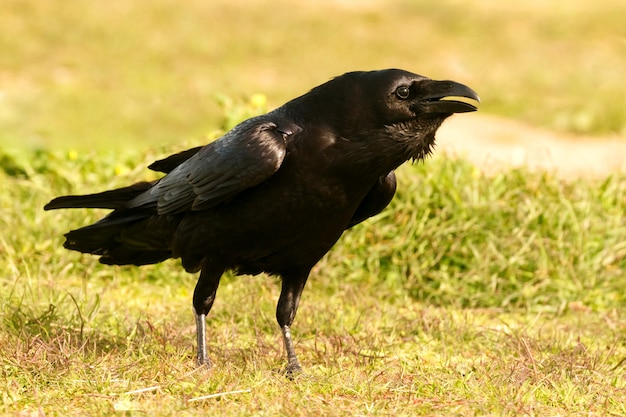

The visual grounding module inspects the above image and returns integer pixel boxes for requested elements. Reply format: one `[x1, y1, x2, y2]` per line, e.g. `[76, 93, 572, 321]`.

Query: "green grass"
[1, 0, 625, 151]
[2, 1, 626, 415]
[2, 143, 625, 415]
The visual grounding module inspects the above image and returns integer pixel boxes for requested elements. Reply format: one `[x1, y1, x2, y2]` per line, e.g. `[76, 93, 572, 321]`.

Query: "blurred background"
[1, 0, 625, 152]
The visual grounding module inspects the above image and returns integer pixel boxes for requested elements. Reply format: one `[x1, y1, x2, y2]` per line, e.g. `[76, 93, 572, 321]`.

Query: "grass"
[2, 144, 626, 415]
[1, 0, 625, 151]
[2, 0, 626, 415]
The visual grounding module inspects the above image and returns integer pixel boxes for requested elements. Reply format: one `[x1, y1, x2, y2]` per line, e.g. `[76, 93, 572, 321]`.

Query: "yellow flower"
[249, 93, 267, 109]
[115, 164, 129, 176]
[67, 150, 78, 160]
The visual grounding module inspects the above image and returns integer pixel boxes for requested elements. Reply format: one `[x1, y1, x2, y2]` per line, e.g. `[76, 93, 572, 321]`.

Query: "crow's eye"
[395, 86, 410, 99]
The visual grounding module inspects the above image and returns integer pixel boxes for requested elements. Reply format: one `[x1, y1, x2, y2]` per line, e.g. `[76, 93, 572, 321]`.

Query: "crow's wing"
[347, 171, 397, 228]
[130, 117, 299, 214]
[148, 146, 204, 174]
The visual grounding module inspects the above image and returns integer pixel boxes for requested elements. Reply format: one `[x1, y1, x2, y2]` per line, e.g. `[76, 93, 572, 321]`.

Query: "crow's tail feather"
[44, 181, 154, 210]
[46, 180, 176, 266]
[62, 213, 175, 266]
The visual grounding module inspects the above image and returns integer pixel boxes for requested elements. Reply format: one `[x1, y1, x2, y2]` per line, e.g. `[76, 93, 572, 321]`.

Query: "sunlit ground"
[1, 0, 624, 151]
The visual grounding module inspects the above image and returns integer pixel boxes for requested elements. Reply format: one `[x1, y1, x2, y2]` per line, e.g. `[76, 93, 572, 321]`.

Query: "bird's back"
[171, 128, 383, 274]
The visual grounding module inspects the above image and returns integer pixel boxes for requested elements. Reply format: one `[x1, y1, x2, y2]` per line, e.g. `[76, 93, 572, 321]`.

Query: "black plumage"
[45, 69, 479, 374]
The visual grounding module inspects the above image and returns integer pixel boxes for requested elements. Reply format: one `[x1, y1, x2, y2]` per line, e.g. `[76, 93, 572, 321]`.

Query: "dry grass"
[2, 148, 626, 415]
[4, 280, 626, 415]
[2, 1, 626, 415]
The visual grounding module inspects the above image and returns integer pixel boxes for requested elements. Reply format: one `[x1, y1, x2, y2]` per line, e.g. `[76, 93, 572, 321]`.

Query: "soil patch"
[438, 114, 626, 179]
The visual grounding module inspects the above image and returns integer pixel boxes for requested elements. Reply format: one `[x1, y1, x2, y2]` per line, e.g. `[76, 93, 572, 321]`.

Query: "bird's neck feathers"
[384, 116, 446, 162]
[342, 116, 446, 176]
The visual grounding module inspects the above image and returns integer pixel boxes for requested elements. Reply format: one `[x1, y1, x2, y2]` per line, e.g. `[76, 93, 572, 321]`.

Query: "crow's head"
[363, 69, 479, 122]
[290, 69, 478, 131]
[359, 69, 480, 161]
[279, 69, 479, 167]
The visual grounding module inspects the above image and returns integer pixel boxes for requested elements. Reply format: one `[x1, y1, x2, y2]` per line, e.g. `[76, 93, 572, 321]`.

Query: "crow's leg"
[192, 260, 225, 367]
[194, 312, 208, 365]
[276, 270, 310, 376]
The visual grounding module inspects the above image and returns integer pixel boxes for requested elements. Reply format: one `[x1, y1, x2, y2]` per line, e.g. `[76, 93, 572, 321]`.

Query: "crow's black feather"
[45, 69, 479, 374]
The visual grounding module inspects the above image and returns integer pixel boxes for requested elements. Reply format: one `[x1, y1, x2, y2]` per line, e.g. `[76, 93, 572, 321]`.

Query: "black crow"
[45, 69, 479, 374]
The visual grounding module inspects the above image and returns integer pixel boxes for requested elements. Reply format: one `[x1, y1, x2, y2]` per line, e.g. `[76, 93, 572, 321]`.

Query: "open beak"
[419, 79, 480, 114]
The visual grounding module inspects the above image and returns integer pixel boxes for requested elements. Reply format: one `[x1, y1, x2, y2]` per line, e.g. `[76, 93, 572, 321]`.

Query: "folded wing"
[130, 117, 298, 214]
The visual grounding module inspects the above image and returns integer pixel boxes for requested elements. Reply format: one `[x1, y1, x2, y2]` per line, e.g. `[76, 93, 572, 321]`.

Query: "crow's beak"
[419, 80, 480, 114]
